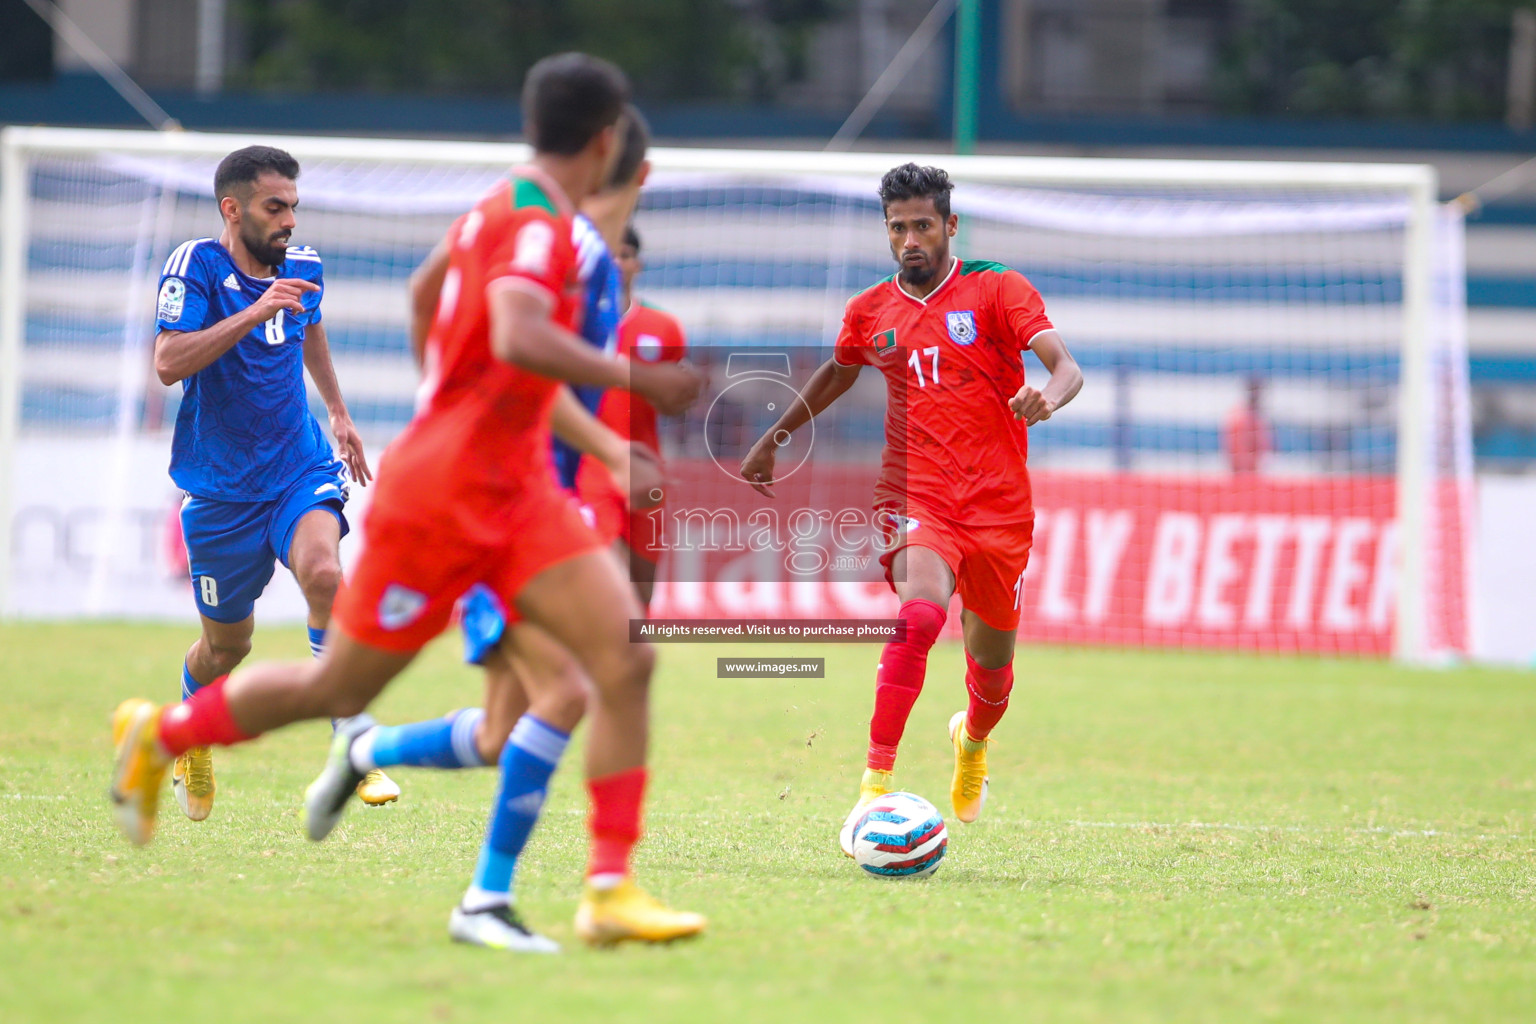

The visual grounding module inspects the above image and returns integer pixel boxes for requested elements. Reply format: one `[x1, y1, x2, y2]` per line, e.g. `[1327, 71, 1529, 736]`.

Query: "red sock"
[867, 598, 947, 771]
[156, 678, 255, 757]
[587, 767, 647, 880]
[963, 652, 1014, 741]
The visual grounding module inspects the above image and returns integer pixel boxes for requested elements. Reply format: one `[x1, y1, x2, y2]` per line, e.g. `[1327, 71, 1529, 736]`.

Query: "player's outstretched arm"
[1010, 330, 1083, 426]
[407, 240, 450, 369]
[739, 357, 861, 497]
[550, 385, 664, 509]
[488, 286, 704, 414]
[303, 320, 372, 485]
[153, 278, 317, 385]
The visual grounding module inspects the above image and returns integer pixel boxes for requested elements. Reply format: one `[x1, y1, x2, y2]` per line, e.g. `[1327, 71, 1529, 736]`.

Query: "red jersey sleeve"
[995, 269, 1054, 349]
[833, 298, 870, 367]
[658, 309, 687, 363]
[484, 211, 565, 311]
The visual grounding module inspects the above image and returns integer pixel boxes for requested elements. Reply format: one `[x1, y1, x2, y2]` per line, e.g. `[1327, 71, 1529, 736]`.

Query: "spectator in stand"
[1225, 377, 1272, 475]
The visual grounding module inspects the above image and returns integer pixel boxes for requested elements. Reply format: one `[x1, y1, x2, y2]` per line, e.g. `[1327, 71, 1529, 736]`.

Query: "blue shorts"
[181, 465, 350, 623]
[459, 583, 507, 666]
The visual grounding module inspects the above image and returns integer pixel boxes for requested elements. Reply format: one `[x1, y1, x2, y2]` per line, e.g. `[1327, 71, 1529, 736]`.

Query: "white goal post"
[0, 125, 1465, 663]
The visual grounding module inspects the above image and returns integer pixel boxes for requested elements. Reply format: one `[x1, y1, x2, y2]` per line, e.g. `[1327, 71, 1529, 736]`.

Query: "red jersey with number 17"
[833, 259, 1053, 526]
[371, 166, 583, 547]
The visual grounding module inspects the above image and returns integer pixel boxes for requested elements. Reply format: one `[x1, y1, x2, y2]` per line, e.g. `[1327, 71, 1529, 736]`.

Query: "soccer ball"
[849, 791, 948, 878]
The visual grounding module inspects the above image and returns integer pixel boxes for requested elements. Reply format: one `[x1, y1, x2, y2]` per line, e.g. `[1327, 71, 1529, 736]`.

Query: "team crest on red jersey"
[946, 310, 977, 345]
[378, 584, 427, 630]
[635, 333, 664, 360]
[871, 328, 897, 354]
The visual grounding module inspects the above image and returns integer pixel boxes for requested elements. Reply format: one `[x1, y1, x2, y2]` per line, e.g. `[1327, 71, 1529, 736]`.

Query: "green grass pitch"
[2, 621, 1535, 1023]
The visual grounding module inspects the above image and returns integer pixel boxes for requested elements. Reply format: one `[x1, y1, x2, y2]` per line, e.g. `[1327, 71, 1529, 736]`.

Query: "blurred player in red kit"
[108, 52, 706, 948]
[577, 223, 688, 609]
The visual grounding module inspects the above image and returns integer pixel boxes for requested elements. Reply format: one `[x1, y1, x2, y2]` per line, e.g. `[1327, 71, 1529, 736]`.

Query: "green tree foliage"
[1218, 0, 1529, 119]
[233, 0, 841, 101]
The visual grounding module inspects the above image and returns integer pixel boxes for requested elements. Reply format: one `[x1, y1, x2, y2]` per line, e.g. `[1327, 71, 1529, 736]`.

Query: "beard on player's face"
[897, 238, 947, 285]
[241, 216, 290, 268]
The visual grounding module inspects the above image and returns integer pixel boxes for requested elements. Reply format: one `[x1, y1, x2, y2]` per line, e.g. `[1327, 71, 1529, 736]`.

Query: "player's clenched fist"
[252, 277, 320, 319]
[630, 358, 705, 416]
[739, 439, 777, 497]
[1009, 385, 1055, 425]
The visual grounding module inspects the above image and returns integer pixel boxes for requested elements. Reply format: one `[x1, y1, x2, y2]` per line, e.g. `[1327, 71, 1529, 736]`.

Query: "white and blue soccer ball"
[849, 791, 948, 878]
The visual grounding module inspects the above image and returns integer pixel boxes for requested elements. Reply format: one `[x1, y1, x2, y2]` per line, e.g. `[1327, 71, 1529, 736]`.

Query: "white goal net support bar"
[0, 126, 1470, 663]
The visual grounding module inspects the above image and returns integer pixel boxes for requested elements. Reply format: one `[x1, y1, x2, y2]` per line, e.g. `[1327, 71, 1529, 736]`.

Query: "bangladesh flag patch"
[871, 328, 897, 354]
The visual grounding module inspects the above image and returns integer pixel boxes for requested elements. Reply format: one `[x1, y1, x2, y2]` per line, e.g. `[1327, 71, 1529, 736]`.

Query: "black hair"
[522, 52, 630, 156]
[878, 162, 953, 219]
[214, 145, 300, 202]
[605, 103, 651, 190]
[623, 223, 641, 253]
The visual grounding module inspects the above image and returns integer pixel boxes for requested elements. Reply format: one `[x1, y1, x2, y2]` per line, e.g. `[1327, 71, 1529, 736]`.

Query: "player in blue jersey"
[303, 106, 695, 951]
[152, 145, 399, 822]
[548, 203, 626, 491]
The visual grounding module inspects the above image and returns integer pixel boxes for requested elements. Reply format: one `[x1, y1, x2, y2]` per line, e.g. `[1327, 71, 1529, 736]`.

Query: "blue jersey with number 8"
[155, 237, 335, 502]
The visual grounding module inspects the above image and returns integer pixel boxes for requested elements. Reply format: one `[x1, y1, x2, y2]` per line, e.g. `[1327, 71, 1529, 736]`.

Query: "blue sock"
[180, 662, 201, 702]
[468, 715, 569, 905]
[313, 627, 346, 733]
[351, 708, 487, 771]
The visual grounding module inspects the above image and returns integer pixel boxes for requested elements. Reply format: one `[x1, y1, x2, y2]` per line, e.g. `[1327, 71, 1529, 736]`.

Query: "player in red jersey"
[739, 163, 1083, 852]
[577, 223, 688, 608]
[108, 53, 707, 948]
[346, 104, 680, 953]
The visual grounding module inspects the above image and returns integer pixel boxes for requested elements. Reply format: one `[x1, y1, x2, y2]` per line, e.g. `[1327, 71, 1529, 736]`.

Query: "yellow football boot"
[172, 745, 216, 821]
[838, 767, 894, 857]
[948, 710, 990, 823]
[355, 769, 400, 806]
[109, 699, 170, 846]
[574, 879, 706, 946]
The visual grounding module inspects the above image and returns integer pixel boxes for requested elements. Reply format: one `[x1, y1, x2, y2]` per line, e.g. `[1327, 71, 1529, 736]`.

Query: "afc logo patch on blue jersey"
[157, 277, 186, 322]
[946, 310, 977, 345]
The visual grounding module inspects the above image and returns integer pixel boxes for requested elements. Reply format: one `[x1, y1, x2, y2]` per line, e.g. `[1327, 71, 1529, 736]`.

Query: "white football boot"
[449, 904, 559, 953]
[303, 714, 374, 841]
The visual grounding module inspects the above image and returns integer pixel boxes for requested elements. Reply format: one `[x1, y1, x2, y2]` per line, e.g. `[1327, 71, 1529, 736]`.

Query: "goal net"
[0, 128, 1471, 662]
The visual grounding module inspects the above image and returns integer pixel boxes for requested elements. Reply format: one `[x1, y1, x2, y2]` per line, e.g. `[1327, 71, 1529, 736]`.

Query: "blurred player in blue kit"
[152, 145, 399, 820]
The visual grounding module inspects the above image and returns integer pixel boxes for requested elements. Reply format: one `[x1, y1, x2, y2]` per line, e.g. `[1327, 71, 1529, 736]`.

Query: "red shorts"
[576, 460, 668, 564]
[876, 505, 1035, 632]
[581, 478, 624, 546]
[333, 487, 603, 654]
